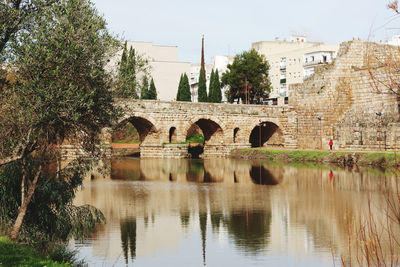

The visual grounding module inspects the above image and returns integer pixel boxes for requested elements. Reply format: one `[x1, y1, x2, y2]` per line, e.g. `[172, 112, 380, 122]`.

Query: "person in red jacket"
[329, 139, 333, 151]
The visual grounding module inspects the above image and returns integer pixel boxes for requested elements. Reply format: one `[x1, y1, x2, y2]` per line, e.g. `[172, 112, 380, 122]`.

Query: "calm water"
[72, 158, 398, 266]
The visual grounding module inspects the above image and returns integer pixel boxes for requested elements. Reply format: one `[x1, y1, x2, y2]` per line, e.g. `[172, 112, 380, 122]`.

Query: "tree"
[214, 69, 222, 103]
[148, 78, 157, 100]
[120, 41, 128, 70]
[198, 67, 208, 102]
[177, 73, 191, 102]
[181, 73, 191, 101]
[208, 69, 222, 103]
[0, 0, 117, 241]
[140, 76, 149, 99]
[221, 49, 271, 104]
[0, 0, 59, 61]
[176, 74, 183, 100]
[114, 43, 149, 98]
[361, 1, 400, 99]
[208, 69, 215, 101]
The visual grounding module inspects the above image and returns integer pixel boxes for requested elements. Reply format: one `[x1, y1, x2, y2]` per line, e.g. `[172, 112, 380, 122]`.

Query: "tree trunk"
[10, 166, 41, 241]
[21, 158, 27, 205]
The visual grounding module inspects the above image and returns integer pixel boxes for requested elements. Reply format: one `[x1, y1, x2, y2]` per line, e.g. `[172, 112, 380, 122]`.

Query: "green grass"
[0, 236, 70, 266]
[186, 134, 204, 144]
[112, 140, 140, 144]
[232, 148, 400, 169]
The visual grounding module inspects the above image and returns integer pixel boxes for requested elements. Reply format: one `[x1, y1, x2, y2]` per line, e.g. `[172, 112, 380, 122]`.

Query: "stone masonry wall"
[112, 100, 296, 158]
[290, 39, 400, 150]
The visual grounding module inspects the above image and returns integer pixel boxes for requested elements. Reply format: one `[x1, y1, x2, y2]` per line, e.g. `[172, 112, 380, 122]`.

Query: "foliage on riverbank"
[186, 134, 205, 144]
[231, 148, 400, 169]
[0, 236, 71, 266]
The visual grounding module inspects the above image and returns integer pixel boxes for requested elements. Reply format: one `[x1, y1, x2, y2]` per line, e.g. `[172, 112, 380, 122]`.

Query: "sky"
[91, 0, 400, 63]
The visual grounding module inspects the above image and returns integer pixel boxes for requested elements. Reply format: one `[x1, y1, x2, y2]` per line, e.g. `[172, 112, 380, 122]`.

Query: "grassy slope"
[0, 236, 70, 267]
[231, 148, 400, 169]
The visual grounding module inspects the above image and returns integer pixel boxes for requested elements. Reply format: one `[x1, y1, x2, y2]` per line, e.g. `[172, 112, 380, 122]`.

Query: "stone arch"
[185, 118, 224, 144]
[249, 121, 284, 148]
[169, 127, 177, 143]
[117, 116, 158, 144]
[233, 127, 240, 143]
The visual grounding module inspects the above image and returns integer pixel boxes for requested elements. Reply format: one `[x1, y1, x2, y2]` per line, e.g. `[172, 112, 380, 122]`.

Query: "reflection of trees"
[120, 218, 137, 263]
[186, 160, 204, 182]
[211, 213, 223, 232]
[223, 210, 272, 254]
[199, 212, 207, 265]
[180, 213, 190, 228]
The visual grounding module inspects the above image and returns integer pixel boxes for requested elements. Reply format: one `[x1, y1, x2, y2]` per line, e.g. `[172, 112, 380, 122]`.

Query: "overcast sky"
[91, 0, 399, 63]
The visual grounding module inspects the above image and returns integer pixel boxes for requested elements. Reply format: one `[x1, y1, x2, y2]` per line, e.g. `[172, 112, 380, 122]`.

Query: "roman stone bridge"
[104, 99, 297, 158]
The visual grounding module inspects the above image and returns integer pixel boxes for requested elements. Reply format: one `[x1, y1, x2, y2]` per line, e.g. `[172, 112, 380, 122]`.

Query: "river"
[71, 158, 399, 266]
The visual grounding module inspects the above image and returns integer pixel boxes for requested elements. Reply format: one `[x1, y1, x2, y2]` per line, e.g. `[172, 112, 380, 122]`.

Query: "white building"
[303, 50, 336, 79]
[387, 35, 400, 46]
[252, 35, 339, 97]
[189, 63, 213, 102]
[189, 55, 234, 102]
[112, 41, 191, 101]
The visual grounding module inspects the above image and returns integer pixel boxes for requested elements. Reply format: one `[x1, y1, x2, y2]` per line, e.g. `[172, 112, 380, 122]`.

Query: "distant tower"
[201, 35, 206, 80]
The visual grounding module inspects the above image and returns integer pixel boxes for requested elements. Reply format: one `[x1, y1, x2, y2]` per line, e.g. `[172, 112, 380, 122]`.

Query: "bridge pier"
[141, 143, 189, 159]
[203, 143, 251, 158]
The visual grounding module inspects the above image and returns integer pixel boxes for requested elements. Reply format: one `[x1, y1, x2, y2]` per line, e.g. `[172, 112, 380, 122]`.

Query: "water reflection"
[120, 218, 136, 264]
[74, 158, 399, 266]
[223, 211, 272, 254]
[250, 166, 281, 185]
[109, 158, 285, 186]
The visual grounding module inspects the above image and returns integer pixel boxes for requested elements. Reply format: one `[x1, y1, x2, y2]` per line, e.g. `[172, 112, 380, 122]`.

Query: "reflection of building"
[252, 35, 339, 97]
[112, 41, 191, 101]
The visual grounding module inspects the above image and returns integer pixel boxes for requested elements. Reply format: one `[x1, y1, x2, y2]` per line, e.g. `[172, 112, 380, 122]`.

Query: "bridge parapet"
[116, 99, 291, 117]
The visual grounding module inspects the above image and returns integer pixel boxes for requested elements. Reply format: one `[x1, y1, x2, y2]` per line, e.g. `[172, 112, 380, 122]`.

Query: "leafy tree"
[0, 0, 117, 241]
[0, 0, 59, 61]
[221, 49, 271, 104]
[198, 67, 208, 102]
[114, 43, 149, 98]
[140, 76, 149, 99]
[148, 78, 157, 100]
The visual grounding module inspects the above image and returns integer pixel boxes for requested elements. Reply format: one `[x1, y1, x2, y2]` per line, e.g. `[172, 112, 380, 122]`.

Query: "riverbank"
[0, 236, 70, 266]
[230, 148, 400, 169]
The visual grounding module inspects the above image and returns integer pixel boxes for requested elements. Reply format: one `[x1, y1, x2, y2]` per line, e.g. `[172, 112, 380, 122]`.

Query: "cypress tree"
[181, 73, 191, 101]
[177, 74, 183, 101]
[140, 76, 149, 99]
[208, 69, 215, 102]
[214, 69, 222, 103]
[198, 67, 207, 102]
[121, 41, 128, 69]
[148, 78, 157, 100]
